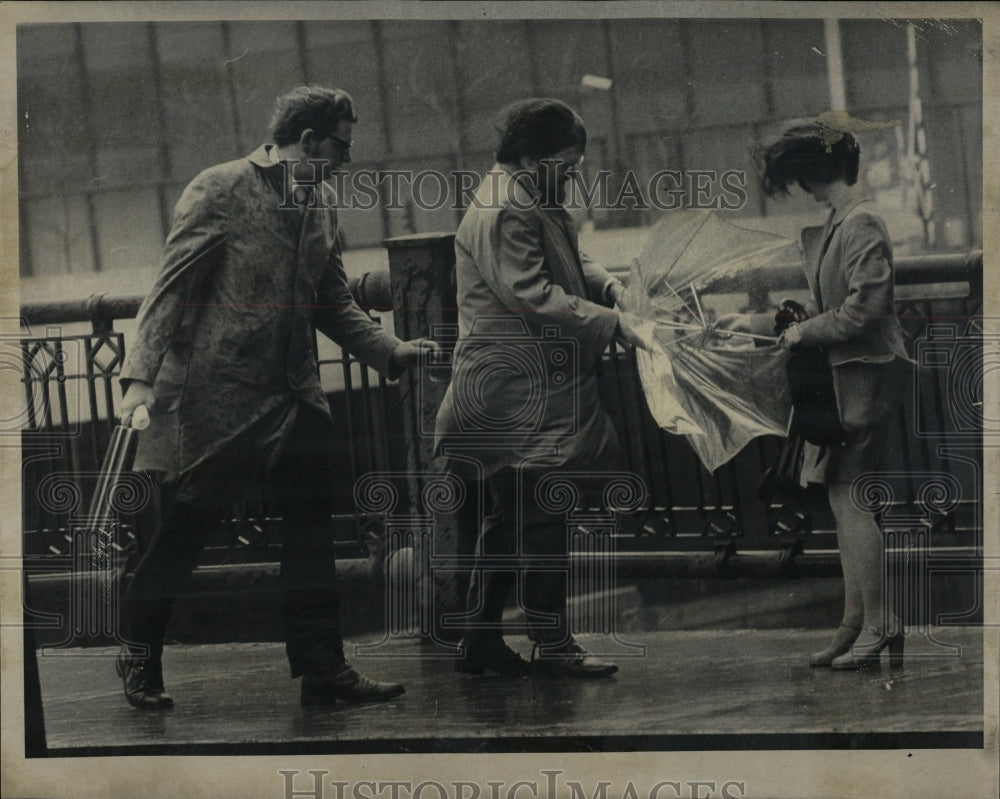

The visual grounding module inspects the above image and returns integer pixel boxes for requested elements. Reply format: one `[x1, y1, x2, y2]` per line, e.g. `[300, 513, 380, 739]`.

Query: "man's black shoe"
[116, 650, 174, 709]
[455, 636, 532, 677]
[531, 639, 618, 679]
[300, 663, 405, 706]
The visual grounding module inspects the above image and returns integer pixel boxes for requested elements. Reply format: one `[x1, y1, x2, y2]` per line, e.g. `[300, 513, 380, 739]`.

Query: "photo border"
[1, 2, 997, 798]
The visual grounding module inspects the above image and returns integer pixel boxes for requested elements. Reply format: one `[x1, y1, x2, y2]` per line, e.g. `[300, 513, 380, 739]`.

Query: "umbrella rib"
[689, 283, 707, 327]
[672, 214, 714, 317]
[661, 280, 697, 319]
[645, 212, 714, 318]
[655, 319, 705, 333]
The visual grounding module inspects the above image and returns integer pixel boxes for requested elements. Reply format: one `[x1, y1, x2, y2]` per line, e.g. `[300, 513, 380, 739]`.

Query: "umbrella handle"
[131, 404, 150, 431]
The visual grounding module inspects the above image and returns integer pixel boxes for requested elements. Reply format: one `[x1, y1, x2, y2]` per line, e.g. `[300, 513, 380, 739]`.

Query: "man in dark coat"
[434, 99, 646, 679]
[117, 85, 438, 709]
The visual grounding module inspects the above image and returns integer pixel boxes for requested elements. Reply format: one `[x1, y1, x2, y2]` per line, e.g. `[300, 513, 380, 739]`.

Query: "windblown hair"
[269, 86, 357, 147]
[756, 123, 861, 196]
[494, 98, 587, 164]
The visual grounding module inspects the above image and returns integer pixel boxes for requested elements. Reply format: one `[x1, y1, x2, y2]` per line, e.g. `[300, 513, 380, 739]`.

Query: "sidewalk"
[34, 627, 984, 755]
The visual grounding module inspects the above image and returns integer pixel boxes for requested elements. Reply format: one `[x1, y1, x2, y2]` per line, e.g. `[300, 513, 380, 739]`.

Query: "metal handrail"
[609, 249, 984, 291]
[18, 251, 983, 329]
[18, 275, 393, 329]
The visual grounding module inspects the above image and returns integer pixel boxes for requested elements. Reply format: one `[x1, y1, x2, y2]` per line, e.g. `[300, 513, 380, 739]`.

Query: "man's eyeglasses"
[326, 133, 353, 151]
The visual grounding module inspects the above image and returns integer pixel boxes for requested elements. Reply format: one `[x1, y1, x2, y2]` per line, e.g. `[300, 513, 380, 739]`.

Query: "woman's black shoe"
[116, 650, 174, 710]
[809, 623, 863, 667]
[830, 625, 905, 671]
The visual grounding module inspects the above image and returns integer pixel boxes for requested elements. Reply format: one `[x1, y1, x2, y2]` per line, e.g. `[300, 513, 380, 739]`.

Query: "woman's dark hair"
[494, 98, 587, 164]
[269, 85, 357, 147]
[756, 123, 861, 196]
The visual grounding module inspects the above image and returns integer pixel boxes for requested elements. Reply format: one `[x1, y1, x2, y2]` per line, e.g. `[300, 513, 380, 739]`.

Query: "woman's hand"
[616, 311, 652, 350]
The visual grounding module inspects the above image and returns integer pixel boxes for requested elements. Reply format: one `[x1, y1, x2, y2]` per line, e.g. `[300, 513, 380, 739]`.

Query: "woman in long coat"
[435, 99, 645, 679]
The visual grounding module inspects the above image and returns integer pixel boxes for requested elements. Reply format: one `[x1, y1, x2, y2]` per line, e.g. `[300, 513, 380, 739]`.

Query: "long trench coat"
[121, 145, 402, 506]
[434, 165, 621, 478]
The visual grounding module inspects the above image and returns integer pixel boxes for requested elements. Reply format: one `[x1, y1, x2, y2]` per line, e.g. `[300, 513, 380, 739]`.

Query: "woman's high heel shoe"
[830, 625, 904, 670]
[809, 624, 863, 667]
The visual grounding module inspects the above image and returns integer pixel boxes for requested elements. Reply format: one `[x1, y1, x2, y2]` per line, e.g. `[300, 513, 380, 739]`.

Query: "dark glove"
[774, 298, 809, 336]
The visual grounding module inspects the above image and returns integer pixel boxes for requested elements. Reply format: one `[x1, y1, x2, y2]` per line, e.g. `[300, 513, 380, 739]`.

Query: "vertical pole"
[600, 20, 624, 173]
[370, 21, 395, 239]
[146, 23, 173, 243]
[19, 198, 33, 278]
[220, 22, 244, 158]
[72, 24, 103, 273]
[447, 21, 472, 229]
[907, 22, 936, 248]
[824, 19, 847, 110]
[295, 20, 310, 84]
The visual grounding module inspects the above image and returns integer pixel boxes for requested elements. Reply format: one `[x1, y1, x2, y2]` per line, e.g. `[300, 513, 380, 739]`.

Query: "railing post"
[383, 232, 471, 643]
[384, 232, 457, 483]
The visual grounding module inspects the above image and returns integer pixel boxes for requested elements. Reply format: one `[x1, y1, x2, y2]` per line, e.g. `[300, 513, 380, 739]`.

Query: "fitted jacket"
[121, 145, 402, 503]
[434, 165, 621, 477]
[751, 192, 909, 434]
[794, 196, 909, 365]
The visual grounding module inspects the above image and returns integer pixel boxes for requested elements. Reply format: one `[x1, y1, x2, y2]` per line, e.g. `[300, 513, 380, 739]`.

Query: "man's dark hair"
[757, 123, 861, 196]
[495, 98, 587, 164]
[269, 85, 357, 147]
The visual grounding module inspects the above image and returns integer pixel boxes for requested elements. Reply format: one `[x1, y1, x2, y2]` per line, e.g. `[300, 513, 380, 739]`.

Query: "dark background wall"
[17, 18, 982, 279]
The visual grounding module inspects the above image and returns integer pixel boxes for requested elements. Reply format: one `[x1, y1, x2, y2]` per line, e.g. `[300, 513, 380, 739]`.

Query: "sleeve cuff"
[596, 309, 623, 351]
[796, 318, 820, 348]
[386, 347, 406, 381]
[601, 277, 624, 306]
[749, 312, 775, 337]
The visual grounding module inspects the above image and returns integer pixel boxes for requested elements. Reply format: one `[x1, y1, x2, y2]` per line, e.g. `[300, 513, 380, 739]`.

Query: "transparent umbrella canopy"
[620, 210, 802, 472]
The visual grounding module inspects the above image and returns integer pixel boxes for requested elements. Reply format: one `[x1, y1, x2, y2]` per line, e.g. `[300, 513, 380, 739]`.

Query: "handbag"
[757, 430, 806, 503]
[775, 300, 847, 447]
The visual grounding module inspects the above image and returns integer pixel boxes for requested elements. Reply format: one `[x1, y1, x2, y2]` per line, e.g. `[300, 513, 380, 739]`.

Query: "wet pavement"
[33, 627, 985, 755]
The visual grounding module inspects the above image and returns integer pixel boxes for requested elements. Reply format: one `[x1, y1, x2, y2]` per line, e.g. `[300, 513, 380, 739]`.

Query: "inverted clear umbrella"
[620, 210, 800, 472]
